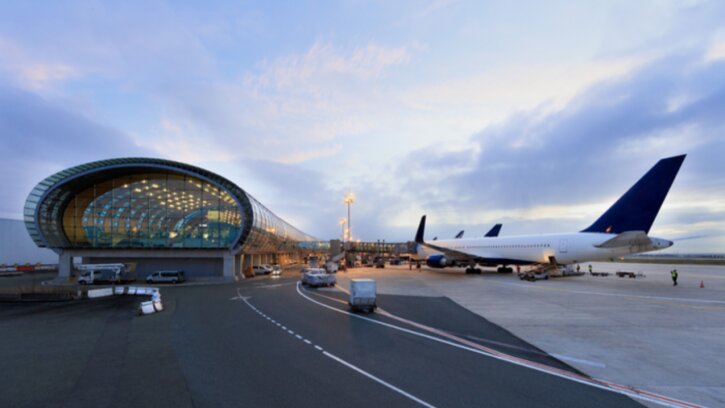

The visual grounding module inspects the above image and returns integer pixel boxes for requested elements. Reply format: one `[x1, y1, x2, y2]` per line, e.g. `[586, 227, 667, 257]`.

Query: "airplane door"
[559, 239, 568, 253]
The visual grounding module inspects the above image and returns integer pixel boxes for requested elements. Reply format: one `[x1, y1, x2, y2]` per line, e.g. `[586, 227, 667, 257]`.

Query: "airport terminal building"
[24, 158, 322, 280]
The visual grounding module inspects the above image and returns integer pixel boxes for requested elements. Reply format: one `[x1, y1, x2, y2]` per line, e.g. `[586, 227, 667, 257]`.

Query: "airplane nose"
[667, 240, 674, 247]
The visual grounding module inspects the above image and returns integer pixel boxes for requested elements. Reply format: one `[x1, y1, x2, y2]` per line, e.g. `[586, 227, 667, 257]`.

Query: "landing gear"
[464, 267, 482, 274]
[497, 266, 513, 273]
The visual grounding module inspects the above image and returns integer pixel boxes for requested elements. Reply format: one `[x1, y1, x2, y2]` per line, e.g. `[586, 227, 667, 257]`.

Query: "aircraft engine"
[426, 254, 448, 268]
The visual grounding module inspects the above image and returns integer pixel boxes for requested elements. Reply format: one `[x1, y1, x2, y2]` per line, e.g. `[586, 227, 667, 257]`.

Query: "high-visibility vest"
[671, 270, 678, 277]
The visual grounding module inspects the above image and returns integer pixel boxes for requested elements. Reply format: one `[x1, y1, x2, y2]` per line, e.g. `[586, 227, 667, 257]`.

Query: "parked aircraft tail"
[581, 155, 686, 234]
[485, 224, 502, 237]
[415, 215, 426, 243]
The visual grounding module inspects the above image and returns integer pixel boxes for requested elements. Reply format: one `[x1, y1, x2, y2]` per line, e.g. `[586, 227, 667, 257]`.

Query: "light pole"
[344, 192, 355, 243]
[339, 218, 347, 243]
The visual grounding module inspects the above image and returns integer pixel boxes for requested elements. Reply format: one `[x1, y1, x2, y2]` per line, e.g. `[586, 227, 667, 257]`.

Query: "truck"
[348, 279, 377, 313]
[76, 263, 128, 285]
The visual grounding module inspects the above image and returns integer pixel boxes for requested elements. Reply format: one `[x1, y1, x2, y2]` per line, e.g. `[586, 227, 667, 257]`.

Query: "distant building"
[24, 158, 321, 280]
[0, 218, 57, 265]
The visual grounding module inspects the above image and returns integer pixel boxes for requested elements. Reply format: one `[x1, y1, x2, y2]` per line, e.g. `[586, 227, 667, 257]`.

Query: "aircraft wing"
[594, 231, 649, 248]
[417, 241, 474, 262]
[415, 215, 481, 262]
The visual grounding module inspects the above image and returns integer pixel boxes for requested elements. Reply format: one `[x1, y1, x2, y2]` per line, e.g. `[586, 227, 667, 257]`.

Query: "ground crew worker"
[576, 264, 581, 274]
[588, 264, 592, 274]
[671, 269, 678, 286]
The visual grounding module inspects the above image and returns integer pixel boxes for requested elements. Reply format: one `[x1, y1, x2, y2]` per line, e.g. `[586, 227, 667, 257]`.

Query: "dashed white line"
[323, 351, 436, 408]
[235, 287, 436, 408]
[296, 283, 699, 408]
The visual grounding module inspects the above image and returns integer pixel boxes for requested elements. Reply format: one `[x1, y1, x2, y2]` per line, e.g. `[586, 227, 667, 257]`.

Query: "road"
[0, 271, 644, 407]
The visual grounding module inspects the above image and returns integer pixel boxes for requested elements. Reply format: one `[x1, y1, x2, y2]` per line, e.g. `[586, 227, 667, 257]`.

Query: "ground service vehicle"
[300, 268, 336, 287]
[270, 265, 282, 275]
[78, 269, 119, 285]
[77, 263, 127, 284]
[146, 270, 185, 284]
[349, 279, 377, 313]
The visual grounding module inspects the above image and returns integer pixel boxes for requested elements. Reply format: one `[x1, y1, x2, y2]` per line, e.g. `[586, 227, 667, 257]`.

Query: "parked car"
[252, 265, 272, 275]
[300, 268, 336, 288]
[146, 270, 185, 284]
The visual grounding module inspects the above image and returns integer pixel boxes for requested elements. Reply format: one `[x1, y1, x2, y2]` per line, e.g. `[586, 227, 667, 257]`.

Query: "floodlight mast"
[344, 193, 355, 243]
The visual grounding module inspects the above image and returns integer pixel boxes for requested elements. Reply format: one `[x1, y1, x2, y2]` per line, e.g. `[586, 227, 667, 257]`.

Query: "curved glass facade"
[24, 158, 317, 253]
[61, 173, 241, 248]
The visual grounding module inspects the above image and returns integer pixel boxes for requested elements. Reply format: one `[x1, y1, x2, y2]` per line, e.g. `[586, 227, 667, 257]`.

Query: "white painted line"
[233, 288, 433, 407]
[295, 283, 699, 408]
[276, 323, 281, 326]
[323, 351, 436, 408]
[281, 326, 287, 330]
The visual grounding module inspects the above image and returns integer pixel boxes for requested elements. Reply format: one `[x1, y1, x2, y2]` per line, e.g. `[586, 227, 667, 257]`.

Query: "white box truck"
[348, 279, 377, 313]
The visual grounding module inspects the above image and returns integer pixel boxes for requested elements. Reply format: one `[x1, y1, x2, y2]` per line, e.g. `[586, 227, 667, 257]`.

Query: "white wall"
[0, 218, 57, 265]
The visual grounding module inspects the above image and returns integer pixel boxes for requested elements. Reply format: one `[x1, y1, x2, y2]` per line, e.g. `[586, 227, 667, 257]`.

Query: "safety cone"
[700, 280, 705, 289]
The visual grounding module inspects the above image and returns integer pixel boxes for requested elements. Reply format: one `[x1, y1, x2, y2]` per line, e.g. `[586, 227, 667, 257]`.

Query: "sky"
[0, 0, 724, 253]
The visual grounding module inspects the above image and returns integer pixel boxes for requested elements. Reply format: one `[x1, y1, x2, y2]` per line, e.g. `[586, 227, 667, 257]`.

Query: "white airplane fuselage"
[419, 232, 673, 266]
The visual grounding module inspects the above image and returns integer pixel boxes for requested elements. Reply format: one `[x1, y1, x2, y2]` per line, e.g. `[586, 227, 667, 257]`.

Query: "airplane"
[415, 155, 685, 275]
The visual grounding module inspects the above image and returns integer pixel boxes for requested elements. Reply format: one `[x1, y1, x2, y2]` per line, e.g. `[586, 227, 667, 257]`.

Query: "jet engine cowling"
[426, 254, 448, 268]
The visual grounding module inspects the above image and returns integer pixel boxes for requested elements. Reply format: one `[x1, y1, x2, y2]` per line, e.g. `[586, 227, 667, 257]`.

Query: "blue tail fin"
[581, 155, 686, 234]
[485, 224, 502, 237]
[415, 215, 426, 243]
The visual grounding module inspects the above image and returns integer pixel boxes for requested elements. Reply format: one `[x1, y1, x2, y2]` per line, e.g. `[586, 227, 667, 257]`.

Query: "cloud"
[147, 41, 413, 167]
[248, 41, 411, 88]
[362, 51, 725, 249]
[0, 37, 79, 91]
[0, 85, 149, 219]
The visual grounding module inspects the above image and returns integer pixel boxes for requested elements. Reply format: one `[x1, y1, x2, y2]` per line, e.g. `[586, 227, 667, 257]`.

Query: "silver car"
[300, 268, 336, 288]
[252, 265, 272, 275]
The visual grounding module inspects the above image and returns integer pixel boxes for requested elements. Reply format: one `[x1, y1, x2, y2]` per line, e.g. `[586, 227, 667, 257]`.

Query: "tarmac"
[335, 262, 725, 408]
[1, 268, 645, 408]
[1, 262, 722, 407]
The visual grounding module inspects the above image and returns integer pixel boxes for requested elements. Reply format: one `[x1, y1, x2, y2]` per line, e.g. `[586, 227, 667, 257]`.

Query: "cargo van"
[146, 270, 185, 284]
